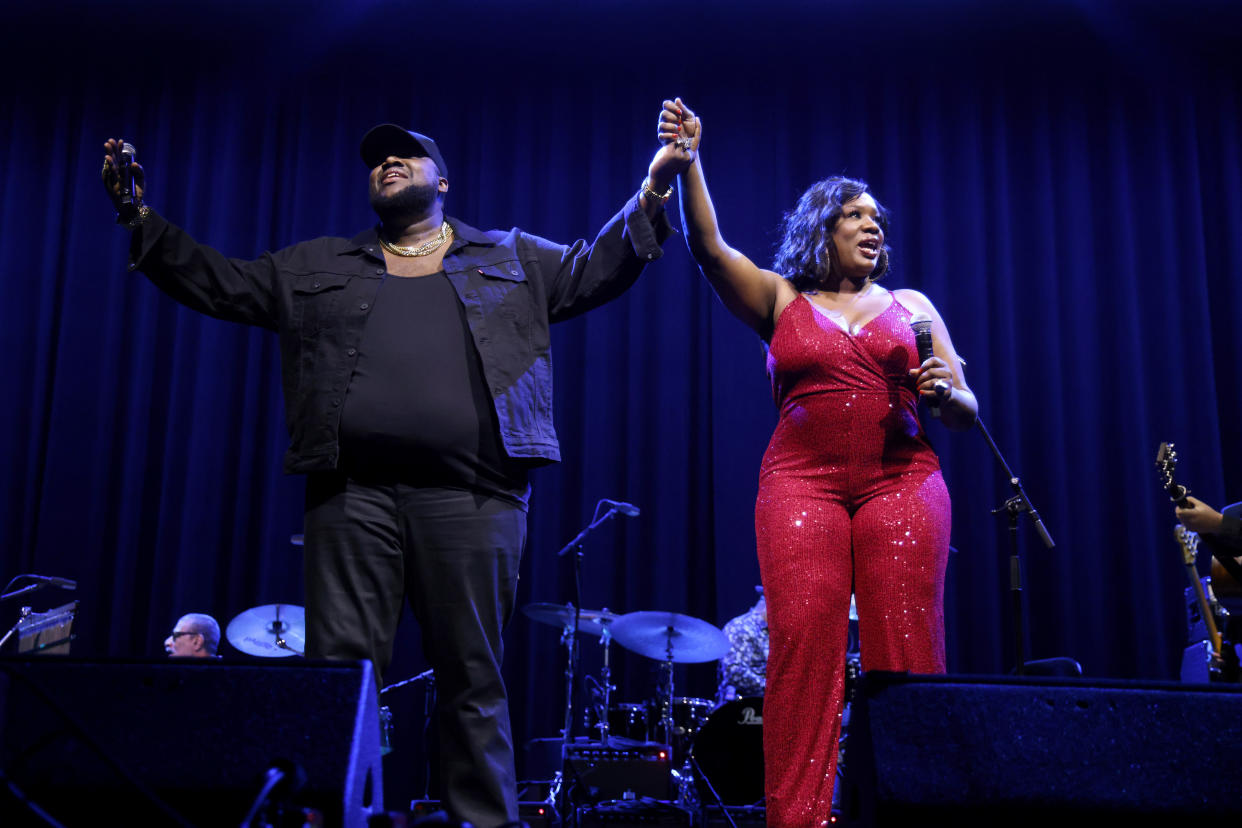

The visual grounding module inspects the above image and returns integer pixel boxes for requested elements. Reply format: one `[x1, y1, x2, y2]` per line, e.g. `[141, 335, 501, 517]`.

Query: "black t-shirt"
[338, 272, 530, 505]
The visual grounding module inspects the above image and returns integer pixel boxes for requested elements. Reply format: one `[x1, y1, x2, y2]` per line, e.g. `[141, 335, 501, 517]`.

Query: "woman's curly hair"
[772, 176, 891, 291]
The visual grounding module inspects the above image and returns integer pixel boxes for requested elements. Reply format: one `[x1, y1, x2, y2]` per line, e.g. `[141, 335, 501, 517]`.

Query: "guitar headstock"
[1175, 524, 1200, 566]
[1155, 442, 1189, 503]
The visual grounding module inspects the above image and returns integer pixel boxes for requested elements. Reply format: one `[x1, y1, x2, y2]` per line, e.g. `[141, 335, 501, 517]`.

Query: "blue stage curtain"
[2, 0, 1239, 792]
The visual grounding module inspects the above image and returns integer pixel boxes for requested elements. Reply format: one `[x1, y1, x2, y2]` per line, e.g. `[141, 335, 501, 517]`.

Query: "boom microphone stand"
[380, 669, 436, 797]
[974, 417, 1056, 676]
[554, 498, 639, 818]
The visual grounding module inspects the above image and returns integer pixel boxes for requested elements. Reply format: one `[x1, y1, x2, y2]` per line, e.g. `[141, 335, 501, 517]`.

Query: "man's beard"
[370, 180, 439, 223]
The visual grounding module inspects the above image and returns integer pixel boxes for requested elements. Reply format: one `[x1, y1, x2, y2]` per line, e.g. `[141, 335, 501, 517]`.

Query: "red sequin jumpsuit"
[757, 293, 950, 827]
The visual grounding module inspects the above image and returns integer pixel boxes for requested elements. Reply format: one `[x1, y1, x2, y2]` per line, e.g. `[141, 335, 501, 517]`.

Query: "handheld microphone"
[909, 312, 945, 418]
[119, 142, 137, 205]
[602, 499, 641, 517]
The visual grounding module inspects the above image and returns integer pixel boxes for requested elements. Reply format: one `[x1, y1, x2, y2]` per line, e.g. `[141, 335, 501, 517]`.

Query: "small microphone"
[119, 142, 137, 205]
[603, 499, 641, 517]
[909, 312, 943, 419]
[31, 575, 77, 591]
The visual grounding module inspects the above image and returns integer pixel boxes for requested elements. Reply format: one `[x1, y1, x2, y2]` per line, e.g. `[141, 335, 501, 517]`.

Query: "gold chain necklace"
[379, 221, 453, 257]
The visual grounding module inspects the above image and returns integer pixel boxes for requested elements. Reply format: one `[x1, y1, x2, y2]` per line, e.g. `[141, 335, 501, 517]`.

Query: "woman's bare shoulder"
[892, 287, 934, 311]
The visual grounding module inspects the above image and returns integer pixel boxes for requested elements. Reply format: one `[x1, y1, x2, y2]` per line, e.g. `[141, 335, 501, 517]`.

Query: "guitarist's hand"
[1176, 496, 1225, 534]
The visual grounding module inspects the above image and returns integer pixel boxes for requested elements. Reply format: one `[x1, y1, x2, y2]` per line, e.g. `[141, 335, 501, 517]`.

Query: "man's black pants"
[303, 472, 525, 828]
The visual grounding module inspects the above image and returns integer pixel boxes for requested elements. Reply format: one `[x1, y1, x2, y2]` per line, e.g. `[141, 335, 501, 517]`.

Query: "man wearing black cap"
[101, 123, 692, 827]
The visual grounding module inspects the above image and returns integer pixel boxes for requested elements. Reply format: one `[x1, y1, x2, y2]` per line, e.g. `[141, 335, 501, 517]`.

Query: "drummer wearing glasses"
[164, 613, 221, 658]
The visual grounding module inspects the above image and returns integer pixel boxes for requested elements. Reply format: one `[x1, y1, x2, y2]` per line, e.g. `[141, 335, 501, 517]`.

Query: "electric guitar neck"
[1156, 442, 1223, 664]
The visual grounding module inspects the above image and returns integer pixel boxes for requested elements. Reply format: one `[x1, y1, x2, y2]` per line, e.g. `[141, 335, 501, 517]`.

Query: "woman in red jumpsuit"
[658, 99, 978, 827]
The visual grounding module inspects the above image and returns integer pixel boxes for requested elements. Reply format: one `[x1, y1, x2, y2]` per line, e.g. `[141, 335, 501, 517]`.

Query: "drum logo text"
[739, 706, 763, 725]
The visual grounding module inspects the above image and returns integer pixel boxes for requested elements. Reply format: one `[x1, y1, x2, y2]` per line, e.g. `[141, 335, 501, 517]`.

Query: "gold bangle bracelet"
[641, 177, 673, 203]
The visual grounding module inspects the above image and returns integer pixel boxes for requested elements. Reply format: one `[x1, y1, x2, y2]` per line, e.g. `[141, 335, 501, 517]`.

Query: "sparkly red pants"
[755, 409, 950, 827]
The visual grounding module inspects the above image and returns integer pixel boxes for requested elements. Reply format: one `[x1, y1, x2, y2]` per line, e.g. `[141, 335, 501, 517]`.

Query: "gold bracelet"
[641, 177, 673, 204]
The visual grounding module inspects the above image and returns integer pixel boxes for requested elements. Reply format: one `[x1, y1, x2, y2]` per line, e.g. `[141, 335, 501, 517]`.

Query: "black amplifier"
[565, 741, 673, 803]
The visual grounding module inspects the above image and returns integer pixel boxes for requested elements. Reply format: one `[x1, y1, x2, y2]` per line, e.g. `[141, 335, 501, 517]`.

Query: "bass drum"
[689, 697, 764, 806]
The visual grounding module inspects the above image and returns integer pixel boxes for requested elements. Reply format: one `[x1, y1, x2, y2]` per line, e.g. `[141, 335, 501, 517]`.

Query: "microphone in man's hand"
[602, 499, 641, 517]
[119, 142, 137, 205]
[909, 312, 946, 419]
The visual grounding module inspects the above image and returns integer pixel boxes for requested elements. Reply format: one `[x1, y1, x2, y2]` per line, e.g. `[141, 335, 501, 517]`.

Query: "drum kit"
[523, 603, 730, 752]
[221, 597, 768, 807]
[522, 601, 763, 807]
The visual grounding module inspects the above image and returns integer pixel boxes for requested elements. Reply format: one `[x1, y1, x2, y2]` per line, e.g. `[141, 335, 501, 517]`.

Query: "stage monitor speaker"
[0, 657, 383, 826]
[841, 671, 1242, 825]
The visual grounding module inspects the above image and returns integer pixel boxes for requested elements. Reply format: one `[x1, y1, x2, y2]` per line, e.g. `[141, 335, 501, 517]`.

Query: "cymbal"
[522, 602, 618, 637]
[611, 611, 729, 664]
[226, 604, 305, 657]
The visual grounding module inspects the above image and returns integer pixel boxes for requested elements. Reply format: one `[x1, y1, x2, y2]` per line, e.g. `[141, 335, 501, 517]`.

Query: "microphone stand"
[554, 500, 627, 820]
[380, 669, 436, 797]
[0, 606, 33, 652]
[1, 583, 47, 604]
[975, 417, 1055, 676]
[1, 574, 76, 604]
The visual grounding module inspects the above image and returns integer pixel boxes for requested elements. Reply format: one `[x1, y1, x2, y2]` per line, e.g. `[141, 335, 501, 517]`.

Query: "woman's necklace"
[809, 279, 874, 313]
[379, 221, 453, 257]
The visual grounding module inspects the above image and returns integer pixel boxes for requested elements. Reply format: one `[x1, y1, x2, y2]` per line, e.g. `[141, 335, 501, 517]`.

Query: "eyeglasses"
[168, 631, 199, 639]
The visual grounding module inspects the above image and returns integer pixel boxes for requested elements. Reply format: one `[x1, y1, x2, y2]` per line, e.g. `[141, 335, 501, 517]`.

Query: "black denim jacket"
[128, 196, 672, 473]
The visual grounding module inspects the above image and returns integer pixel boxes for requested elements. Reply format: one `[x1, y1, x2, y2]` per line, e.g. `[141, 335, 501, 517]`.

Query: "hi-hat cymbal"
[611, 611, 729, 663]
[522, 602, 618, 637]
[226, 604, 305, 657]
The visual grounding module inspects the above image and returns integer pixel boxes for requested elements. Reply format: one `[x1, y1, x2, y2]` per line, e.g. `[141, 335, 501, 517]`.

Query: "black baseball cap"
[359, 124, 448, 180]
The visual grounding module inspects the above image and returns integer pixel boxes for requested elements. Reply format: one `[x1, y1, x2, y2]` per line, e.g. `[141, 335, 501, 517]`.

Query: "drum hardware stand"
[269, 618, 302, 655]
[975, 417, 1056, 676]
[652, 625, 704, 811]
[582, 623, 617, 742]
[599, 624, 614, 739]
[656, 634, 677, 762]
[653, 629, 730, 827]
[554, 498, 637, 819]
